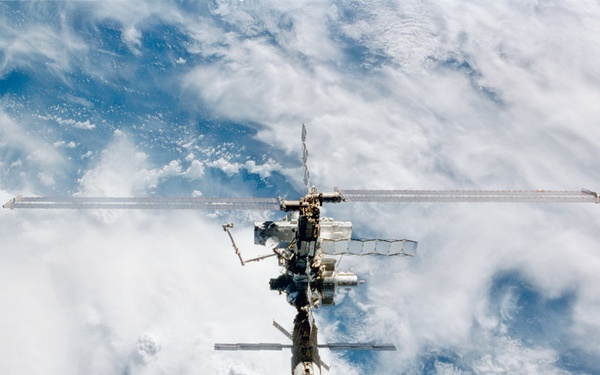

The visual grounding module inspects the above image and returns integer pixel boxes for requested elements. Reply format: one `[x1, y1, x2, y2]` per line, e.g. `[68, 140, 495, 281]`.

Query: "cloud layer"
[1, 1, 600, 374]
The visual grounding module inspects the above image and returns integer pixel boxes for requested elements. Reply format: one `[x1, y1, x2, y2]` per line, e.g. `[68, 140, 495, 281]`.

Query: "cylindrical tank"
[332, 272, 359, 288]
[320, 271, 359, 306]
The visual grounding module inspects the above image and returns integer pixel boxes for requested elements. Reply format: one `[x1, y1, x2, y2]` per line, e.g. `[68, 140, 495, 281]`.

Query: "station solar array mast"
[4, 125, 599, 375]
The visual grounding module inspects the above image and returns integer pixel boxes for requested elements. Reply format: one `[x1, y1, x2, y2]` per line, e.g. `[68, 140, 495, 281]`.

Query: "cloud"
[203, 157, 281, 179]
[77, 131, 187, 198]
[0, 4, 88, 79]
[183, 160, 205, 180]
[243, 158, 280, 179]
[77, 130, 150, 196]
[0, 109, 67, 192]
[206, 157, 242, 176]
[38, 115, 97, 130]
[2, 1, 600, 374]
[122, 25, 143, 55]
[182, 0, 600, 191]
[0, 110, 64, 167]
[0, 195, 294, 374]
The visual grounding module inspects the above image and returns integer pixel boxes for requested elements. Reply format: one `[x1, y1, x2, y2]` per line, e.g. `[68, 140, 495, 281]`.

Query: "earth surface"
[1, 1, 600, 374]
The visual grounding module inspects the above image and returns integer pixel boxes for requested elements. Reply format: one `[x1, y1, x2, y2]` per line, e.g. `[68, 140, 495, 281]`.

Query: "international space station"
[4, 125, 599, 375]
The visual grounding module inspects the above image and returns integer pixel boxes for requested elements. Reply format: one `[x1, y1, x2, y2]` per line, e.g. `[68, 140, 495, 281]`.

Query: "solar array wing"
[318, 343, 396, 351]
[321, 238, 417, 256]
[337, 189, 600, 203]
[214, 343, 292, 351]
[214, 343, 395, 351]
[3, 196, 281, 210]
[273, 320, 294, 341]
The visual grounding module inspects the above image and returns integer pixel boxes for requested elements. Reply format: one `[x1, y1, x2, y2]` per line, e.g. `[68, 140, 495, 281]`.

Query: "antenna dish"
[266, 236, 280, 250]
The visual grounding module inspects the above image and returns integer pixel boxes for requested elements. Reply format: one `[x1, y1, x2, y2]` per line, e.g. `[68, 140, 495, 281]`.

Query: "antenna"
[302, 123, 311, 195]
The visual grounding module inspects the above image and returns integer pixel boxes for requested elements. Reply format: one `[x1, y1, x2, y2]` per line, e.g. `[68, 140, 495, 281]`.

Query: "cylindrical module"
[333, 272, 359, 288]
[320, 270, 359, 306]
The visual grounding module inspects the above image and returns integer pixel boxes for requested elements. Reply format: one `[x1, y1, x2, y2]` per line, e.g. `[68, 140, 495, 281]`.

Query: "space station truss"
[4, 189, 598, 211]
[214, 343, 395, 351]
[215, 343, 292, 351]
[2, 196, 281, 210]
[337, 188, 600, 203]
[320, 238, 417, 256]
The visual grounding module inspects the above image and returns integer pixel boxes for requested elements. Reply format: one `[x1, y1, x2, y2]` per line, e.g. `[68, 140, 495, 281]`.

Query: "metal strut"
[222, 223, 245, 266]
[222, 223, 277, 266]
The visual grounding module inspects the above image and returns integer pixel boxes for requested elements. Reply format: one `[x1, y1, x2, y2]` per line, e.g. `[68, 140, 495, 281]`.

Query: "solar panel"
[321, 238, 417, 256]
[214, 342, 396, 351]
[337, 189, 599, 203]
[3, 196, 281, 210]
[318, 343, 396, 351]
[273, 320, 293, 341]
[214, 343, 292, 351]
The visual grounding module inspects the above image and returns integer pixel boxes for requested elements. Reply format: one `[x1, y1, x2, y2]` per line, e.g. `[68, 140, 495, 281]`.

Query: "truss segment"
[336, 188, 600, 204]
[3, 196, 281, 210]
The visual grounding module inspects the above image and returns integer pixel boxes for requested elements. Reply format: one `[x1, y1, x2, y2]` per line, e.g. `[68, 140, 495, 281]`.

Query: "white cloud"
[2, 1, 600, 374]
[468, 338, 564, 374]
[206, 157, 241, 176]
[77, 131, 149, 197]
[244, 159, 280, 179]
[77, 131, 184, 197]
[203, 156, 282, 179]
[122, 25, 143, 55]
[37, 172, 56, 187]
[0, 109, 66, 191]
[184, 160, 205, 180]
[0, 199, 292, 374]
[42, 115, 97, 130]
[0, 11, 87, 79]
[182, 0, 600, 190]
[0, 110, 64, 168]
